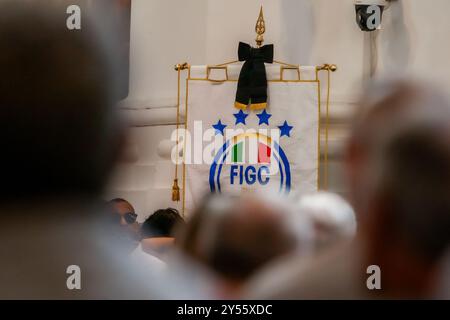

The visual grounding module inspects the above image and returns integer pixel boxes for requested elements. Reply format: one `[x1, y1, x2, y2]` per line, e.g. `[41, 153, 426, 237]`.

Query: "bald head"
[179, 195, 297, 282]
[211, 197, 296, 281]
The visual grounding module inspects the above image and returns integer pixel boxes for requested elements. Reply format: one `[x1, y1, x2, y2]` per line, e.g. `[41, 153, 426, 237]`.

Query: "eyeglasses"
[123, 212, 137, 224]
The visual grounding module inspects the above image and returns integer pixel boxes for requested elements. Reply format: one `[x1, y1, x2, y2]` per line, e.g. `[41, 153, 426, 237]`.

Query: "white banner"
[183, 65, 320, 212]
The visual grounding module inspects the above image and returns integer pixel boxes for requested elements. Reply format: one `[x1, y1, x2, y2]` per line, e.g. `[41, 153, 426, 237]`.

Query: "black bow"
[235, 42, 274, 110]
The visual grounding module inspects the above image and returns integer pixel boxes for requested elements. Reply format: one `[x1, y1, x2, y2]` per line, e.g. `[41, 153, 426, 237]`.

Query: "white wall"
[378, 0, 450, 93]
[106, 0, 450, 218]
[106, 125, 182, 222]
[125, 0, 207, 108]
[108, 0, 208, 220]
[124, 0, 365, 108]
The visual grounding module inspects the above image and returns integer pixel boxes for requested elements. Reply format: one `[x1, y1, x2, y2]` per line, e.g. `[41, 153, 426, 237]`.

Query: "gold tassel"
[172, 178, 180, 201]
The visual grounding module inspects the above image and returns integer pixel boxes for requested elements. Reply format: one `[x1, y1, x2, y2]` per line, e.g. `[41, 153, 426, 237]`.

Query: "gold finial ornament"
[255, 6, 265, 47]
[328, 64, 338, 72]
[317, 64, 338, 72]
[174, 62, 189, 71]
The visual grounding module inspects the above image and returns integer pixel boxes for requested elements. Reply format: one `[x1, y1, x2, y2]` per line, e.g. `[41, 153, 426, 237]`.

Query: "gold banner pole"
[172, 62, 188, 202]
[316, 64, 337, 189]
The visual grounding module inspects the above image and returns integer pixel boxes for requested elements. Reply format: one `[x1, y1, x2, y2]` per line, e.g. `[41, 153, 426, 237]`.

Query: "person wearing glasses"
[108, 198, 141, 246]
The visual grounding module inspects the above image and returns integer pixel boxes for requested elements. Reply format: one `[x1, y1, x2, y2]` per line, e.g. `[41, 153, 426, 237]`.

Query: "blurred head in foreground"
[140, 208, 185, 258]
[297, 191, 356, 251]
[177, 193, 300, 297]
[346, 79, 450, 298]
[0, 0, 124, 203]
[245, 80, 450, 300]
[0, 1, 153, 299]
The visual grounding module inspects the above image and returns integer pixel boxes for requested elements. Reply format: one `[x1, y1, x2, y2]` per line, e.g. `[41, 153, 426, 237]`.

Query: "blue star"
[257, 110, 272, 125]
[212, 120, 227, 135]
[233, 110, 249, 125]
[278, 121, 293, 137]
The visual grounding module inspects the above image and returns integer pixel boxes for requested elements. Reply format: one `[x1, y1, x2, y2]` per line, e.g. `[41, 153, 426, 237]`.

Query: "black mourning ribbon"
[235, 42, 274, 109]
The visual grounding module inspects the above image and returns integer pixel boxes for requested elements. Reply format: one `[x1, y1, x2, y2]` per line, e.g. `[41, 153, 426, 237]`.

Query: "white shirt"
[130, 243, 166, 273]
